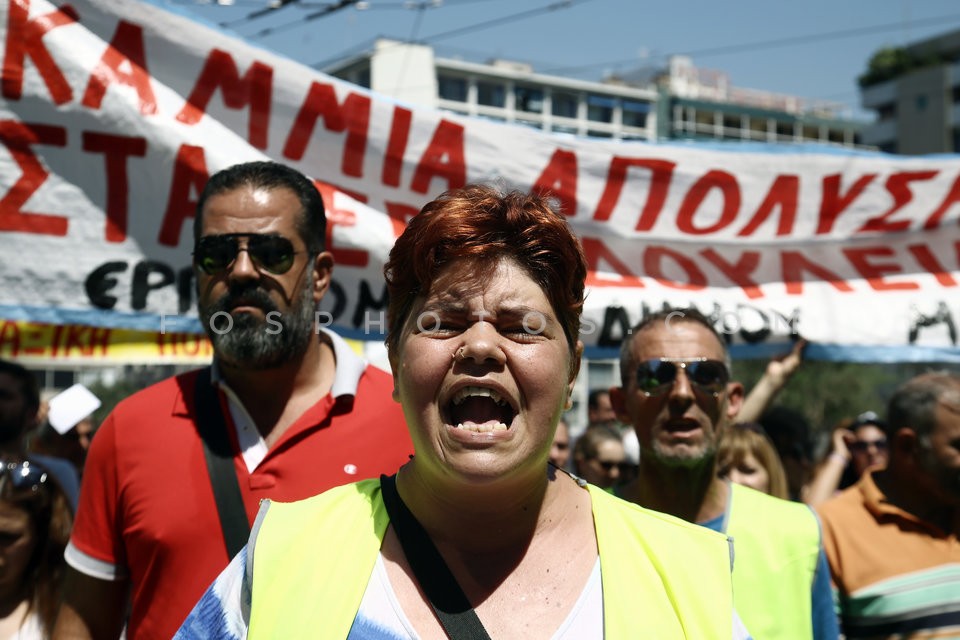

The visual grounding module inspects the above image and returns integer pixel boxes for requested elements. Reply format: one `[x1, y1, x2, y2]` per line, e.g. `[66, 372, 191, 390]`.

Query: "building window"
[915, 94, 928, 111]
[438, 75, 467, 102]
[722, 114, 741, 128]
[553, 91, 578, 118]
[356, 68, 370, 89]
[749, 116, 767, 140]
[828, 129, 845, 144]
[516, 85, 544, 113]
[622, 100, 650, 128]
[695, 109, 714, 131]
[587, 94, 614, 123]
[478, 81, 505, 108]
[587, 129, 613, 138]
[802, 124, 820, 141]
[776, 121, 794, 139]
[877, 103, 896, 121]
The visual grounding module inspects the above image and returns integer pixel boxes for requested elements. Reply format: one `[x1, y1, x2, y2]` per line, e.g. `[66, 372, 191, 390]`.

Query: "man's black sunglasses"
[193, 234, 300, 276]
[634, 358, 730, 397]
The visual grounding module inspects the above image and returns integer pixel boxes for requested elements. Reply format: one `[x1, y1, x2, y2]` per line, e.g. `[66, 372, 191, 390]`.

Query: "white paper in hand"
[47, 384, 102, 435]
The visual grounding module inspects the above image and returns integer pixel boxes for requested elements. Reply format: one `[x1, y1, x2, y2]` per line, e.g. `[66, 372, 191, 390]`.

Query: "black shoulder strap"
[195, 368, 251, 559]
[379, 474, 492, 640]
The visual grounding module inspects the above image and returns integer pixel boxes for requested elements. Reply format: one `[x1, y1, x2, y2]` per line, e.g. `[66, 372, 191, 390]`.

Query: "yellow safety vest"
[248, 479, 736, 639]
[726, 483, 821, 640]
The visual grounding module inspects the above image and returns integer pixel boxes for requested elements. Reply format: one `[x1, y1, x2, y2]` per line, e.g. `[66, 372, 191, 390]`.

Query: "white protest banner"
[1, 0, 959, 362]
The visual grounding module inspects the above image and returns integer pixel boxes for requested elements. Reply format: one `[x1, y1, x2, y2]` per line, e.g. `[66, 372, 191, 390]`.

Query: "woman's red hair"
[384, 184, 587, 352]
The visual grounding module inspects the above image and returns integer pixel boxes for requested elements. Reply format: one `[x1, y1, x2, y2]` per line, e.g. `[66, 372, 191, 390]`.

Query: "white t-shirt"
[345, 553, 603, 640]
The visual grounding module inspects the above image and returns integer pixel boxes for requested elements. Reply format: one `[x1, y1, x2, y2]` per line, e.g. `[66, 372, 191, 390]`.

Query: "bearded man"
[55, 162, 413, 640]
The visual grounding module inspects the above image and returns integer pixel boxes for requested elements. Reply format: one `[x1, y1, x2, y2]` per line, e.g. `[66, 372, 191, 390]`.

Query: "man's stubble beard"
[647, 437, 717, 470]
[200, 274, 316, 370]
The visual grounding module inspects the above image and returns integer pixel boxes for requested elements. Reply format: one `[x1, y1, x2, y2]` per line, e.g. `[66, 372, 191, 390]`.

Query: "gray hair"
[886, 371, 960, 440]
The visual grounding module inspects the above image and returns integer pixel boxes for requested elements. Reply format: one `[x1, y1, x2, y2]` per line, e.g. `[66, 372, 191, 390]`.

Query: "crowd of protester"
[0, 161, 957, 638]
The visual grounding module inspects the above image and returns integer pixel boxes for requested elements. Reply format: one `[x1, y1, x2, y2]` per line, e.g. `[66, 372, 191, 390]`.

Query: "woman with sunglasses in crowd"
[804, 411, 890, 506]
[176, 184, 745, 639]
[572, 425, 631, 490]
[0, 459, 70, 639]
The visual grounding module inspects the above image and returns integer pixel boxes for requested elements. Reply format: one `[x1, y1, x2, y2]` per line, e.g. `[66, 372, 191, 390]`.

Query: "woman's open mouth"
[445, 386, 517, 433]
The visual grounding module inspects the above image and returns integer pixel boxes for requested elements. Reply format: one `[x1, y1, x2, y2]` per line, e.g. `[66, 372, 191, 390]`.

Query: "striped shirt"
[816, 471, 960, 638]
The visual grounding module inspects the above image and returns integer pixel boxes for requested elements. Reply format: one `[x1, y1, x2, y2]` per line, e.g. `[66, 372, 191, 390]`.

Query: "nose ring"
[453, 347, 467, 362]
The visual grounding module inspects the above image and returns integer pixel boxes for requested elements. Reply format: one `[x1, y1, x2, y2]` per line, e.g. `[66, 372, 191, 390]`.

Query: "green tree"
[736, 358, 946, 448]
[859, 46, 945, 87]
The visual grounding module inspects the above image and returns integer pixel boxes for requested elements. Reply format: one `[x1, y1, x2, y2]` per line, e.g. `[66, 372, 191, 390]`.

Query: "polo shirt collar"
[322, 327, 367, 399]
[860, 470, 943, 535]
[207, 326, 368, 400]
[861, 470, 896, 518]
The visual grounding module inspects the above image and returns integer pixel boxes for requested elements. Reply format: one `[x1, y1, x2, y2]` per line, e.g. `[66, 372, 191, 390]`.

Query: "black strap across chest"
[195, 368, 251, 559]
[379, 474, 492, 640]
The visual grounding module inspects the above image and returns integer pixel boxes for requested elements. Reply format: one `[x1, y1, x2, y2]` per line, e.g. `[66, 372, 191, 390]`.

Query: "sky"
[162, 0, 960, 121]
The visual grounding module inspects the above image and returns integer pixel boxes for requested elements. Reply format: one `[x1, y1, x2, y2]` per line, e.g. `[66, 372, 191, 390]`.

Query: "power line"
[219, 0, 502, 32]
[543, 12, 960, 76]
[241, 0, 361, 37]
[311, 0, 593, 69]
[264, 0, 590, 65]
[422, 0, 593, 44]
[220, 1, 305, 28]
[354, 0, 504, 8]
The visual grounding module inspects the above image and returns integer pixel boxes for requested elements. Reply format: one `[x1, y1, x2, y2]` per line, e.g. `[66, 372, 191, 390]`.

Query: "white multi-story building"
[860, 28, 960, 154]
[328, 39, 658, 142]
[325, 40, 865, 148]
[655, 56, 863, 147]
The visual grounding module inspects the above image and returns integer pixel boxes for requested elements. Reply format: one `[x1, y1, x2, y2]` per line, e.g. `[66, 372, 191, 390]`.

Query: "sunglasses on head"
[0, 459, 48, 495]
[634, 357, 730, 397]
[852, 410, 887, 429]
[193, 234, 300, 276]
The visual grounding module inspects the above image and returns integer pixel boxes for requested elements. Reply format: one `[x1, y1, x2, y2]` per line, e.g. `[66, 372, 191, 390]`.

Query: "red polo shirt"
[67, 339, 412, 640]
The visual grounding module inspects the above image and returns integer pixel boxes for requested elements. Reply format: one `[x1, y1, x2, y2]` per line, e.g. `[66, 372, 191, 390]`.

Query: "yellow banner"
[0, 320, 213, 366]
